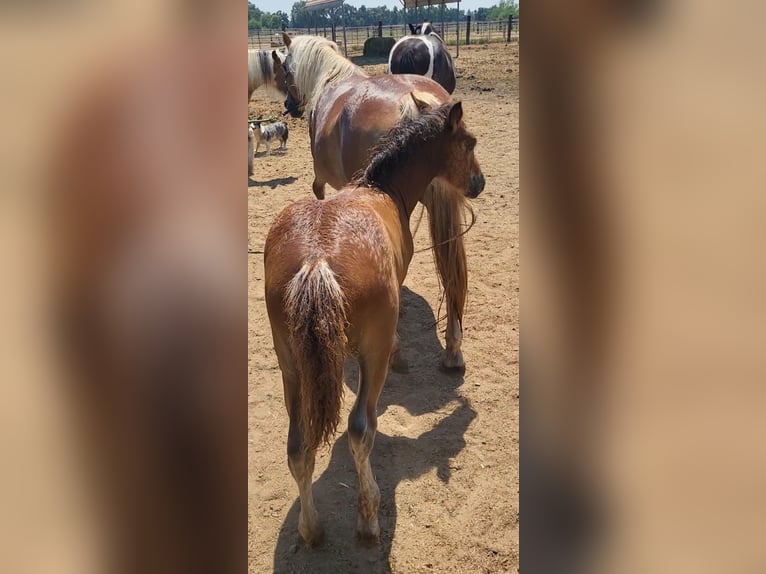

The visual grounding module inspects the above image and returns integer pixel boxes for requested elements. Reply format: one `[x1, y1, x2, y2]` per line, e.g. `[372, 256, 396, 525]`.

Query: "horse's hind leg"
[348, 335, 393, 544]
[276, 340, 323, 547]
[311, 178, 326, 200]
[287, 401, 323, 547]
[389, 328, 408, 373]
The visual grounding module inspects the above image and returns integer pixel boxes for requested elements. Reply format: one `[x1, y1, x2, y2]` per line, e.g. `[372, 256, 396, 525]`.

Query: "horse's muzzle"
[468, 172, 485, 198]
[283, 98, 303, 119]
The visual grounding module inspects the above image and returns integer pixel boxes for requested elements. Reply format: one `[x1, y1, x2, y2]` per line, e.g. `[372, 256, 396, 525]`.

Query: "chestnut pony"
[281, 32, 484, 370]
[264, 102, 484, 546]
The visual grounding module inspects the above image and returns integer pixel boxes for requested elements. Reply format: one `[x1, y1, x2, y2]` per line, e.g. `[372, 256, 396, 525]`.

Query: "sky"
[249, 1, 510, 13]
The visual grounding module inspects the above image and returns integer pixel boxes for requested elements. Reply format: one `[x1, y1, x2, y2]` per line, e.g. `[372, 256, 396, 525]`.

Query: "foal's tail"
[284, 260, 348, 453]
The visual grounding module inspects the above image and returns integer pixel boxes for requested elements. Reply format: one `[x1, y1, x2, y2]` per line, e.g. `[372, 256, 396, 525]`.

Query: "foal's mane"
[288, 35, 366, 114]
[360, 103, 452, 189]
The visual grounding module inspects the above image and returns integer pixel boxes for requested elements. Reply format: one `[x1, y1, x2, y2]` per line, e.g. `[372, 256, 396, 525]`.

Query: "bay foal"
[264, 102, 484, 547]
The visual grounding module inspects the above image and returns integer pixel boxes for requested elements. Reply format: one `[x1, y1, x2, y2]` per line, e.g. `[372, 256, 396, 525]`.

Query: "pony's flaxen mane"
[361, 103, 452, 189]
[288, 35, 366, 114]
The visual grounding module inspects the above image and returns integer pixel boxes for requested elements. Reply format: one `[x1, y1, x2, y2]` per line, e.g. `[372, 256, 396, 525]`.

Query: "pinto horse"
[248, 48, 287, 101]
[264, 102, 483, 547]
[282, 32, 482, 370]
[388, 21, 457, 94]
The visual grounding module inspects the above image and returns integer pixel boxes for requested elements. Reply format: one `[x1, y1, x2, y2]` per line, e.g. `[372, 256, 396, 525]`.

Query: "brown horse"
[282, 32, 481, 370]
[264, 102, 483, 547]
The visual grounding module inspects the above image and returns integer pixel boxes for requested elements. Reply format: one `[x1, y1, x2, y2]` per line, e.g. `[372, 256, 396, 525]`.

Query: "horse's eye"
[466, 138, 476, 152]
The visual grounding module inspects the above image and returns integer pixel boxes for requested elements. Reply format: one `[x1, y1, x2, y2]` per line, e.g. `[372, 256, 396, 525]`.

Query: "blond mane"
[287, 35, 367, 114]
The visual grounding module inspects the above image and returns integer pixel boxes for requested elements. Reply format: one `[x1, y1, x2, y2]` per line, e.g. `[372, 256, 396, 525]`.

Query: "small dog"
[251, 121, 288, 156]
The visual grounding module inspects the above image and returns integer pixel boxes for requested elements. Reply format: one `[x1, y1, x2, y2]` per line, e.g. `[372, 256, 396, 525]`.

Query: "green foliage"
[486, 0, 519, 20]
[247, 1, 518, 30]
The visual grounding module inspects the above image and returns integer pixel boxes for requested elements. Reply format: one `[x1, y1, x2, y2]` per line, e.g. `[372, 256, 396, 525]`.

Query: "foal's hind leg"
[275, 341, 323, 546]
[286, 401, 323, 547]
[348, 339, 393, 543]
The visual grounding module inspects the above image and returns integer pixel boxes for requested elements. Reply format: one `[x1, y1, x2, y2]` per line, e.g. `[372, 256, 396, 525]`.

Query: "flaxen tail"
[284, 260, 348, 453]
[421, 178, 474, 325]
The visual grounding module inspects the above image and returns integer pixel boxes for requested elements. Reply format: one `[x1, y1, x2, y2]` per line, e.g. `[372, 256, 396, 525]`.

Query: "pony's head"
[363, 99, 485, 199]
[280, 32, 353, 118]
[281, 35, 303, 118]
[271, 50, 287, 95]
[438, 101, 485, 198]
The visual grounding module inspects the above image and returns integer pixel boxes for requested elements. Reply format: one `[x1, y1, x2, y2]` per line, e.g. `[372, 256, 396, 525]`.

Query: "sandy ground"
[249, 42, 519, 574]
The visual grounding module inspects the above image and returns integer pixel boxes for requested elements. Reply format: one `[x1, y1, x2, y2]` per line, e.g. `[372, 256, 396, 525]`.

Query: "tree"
[291, 1, 311, 28]
[487, 0, 519, 21]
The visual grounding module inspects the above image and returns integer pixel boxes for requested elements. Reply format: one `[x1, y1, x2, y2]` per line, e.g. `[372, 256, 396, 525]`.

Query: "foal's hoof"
[356, 517, 380, 546]
[299, 523, 324, 548]
[441, 349, 465, 371]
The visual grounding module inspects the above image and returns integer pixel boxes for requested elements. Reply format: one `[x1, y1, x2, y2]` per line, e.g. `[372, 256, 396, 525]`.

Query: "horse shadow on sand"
[249, 175, 297, 189]
[271, 286, 476, 574]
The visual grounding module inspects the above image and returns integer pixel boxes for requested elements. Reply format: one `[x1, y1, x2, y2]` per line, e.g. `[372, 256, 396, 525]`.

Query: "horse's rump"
[284, 259, 348, 453]
[389, 37, 433, 77]
[388, 34, 456, 94]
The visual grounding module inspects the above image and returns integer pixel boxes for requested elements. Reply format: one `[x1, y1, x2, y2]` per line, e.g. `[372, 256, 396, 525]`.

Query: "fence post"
[507, 15, 512, 42]
[378, 20, 383, 38]
[466, 15, 471, 45]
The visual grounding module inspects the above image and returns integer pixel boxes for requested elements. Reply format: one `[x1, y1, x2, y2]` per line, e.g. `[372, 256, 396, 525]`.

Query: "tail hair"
[421, 178, 473, 325]
[284, 260, 347, 452]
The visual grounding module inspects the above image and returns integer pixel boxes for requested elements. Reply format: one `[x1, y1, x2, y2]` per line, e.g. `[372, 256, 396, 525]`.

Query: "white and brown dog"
[250, 121, 288, 156]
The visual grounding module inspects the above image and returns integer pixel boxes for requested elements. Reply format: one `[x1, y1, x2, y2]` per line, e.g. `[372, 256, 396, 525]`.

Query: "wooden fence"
[248, 17, 519, 52]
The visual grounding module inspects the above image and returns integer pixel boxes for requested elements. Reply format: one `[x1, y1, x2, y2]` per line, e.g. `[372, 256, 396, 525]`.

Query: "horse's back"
[265, 191, 401, 300]
[312, 75, 450, 187]
[265, 190, 404, 352]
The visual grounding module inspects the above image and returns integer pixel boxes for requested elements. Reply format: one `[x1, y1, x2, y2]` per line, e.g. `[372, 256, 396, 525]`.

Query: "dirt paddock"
[249, 42, 519, 574]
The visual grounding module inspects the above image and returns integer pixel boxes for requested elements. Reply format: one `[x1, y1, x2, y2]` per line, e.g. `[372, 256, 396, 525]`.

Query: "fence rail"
[248, 18, 519, 52]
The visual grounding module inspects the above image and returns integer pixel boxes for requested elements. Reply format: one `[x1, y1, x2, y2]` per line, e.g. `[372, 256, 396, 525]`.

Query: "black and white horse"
[387, 21, 456, 94]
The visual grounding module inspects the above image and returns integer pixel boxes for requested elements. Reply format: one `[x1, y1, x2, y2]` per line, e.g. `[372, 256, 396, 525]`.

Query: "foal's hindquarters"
[264, 192, 406, 546]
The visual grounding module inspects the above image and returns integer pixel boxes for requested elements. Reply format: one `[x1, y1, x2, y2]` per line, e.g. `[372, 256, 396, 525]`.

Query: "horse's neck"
[381, 155, 441, 220]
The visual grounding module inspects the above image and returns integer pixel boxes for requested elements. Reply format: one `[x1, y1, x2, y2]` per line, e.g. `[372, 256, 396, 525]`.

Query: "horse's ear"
[271, 50, 280, 63]
[410, 92, 431, 112]
[408, 23, 416, 34]
[447, 101, 463, 131]
[282, 32, 291, 47]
